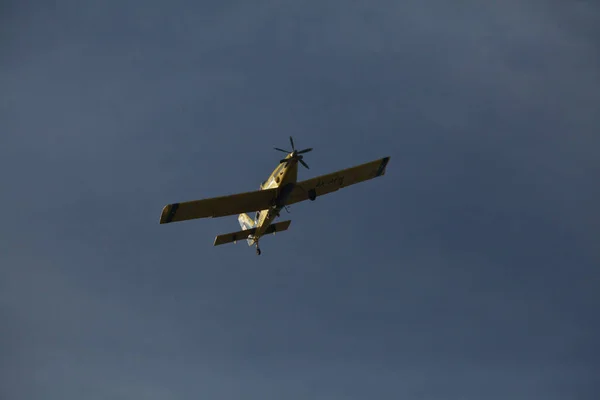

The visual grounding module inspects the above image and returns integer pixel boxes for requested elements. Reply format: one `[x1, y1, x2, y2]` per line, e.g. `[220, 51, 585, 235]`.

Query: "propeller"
[274, 136, 312, 169]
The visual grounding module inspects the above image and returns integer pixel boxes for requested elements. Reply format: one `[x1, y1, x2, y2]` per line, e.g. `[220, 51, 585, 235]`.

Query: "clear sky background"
[2, 1, 599, 399]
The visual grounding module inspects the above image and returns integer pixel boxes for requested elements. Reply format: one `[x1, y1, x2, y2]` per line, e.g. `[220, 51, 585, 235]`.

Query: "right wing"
[160, 188, 278, 224]
[284, 156, 390, 205]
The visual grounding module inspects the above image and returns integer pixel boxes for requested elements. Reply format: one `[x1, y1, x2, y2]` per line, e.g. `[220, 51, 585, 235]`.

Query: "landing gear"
[251, 237, 262, 255]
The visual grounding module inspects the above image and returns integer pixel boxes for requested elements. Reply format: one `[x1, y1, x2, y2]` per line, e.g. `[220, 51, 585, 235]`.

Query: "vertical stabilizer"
[238, 213, 256, 246]
[238, 213, 255, 230]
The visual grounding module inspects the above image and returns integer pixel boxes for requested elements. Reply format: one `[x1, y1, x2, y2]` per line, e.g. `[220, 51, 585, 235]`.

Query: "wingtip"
[159, 203, 179, 224]
[159, 206, 169, 224]
[376, 156, 390, 177]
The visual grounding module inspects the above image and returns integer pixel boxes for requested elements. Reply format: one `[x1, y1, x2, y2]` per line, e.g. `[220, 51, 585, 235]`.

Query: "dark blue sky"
[2, 1, 599, 399]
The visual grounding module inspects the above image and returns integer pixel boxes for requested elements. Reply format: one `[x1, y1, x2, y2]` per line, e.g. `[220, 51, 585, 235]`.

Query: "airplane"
[159, 137, 390, 255]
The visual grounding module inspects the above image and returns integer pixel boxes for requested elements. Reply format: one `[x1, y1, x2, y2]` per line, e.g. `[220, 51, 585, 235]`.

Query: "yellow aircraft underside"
[160, 156, 390, 225]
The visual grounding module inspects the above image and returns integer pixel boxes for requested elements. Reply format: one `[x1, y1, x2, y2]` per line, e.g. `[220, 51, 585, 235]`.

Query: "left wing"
[284, 156, 390, 205]
[160, 188, 278, 224]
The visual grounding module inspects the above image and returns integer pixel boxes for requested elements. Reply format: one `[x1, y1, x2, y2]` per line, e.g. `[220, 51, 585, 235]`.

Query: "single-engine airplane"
[159, 137, 390, 255]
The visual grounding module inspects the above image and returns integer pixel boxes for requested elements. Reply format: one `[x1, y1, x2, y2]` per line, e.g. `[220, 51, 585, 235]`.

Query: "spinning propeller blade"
[275, 137, 311, 169]
[299, 158, 309, 169]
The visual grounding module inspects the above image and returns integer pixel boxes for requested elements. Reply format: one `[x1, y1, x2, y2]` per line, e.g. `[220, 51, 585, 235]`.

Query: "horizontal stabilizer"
[213, 220, 291, 246]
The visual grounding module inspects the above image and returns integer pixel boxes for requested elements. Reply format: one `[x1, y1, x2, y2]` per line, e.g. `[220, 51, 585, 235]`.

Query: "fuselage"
[252, 154, 299, 238]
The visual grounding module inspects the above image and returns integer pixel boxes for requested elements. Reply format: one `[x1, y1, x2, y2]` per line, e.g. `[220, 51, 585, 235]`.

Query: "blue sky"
[1, 1, 599, 399]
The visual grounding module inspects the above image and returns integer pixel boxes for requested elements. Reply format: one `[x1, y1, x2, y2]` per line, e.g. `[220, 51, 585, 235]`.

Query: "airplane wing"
[160, 188, 278, 224]
[284, 156, 390, 205]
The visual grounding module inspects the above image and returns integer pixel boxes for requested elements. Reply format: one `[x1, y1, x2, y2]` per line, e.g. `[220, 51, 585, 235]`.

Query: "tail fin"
[214, 220, 292, 247]
[238, 213, 255, 230]
[238, 213, 256, 245]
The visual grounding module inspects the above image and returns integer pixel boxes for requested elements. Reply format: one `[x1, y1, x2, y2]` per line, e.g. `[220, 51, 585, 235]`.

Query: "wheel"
[256, 248, 261, 255]
[308, 189, 316, 201]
